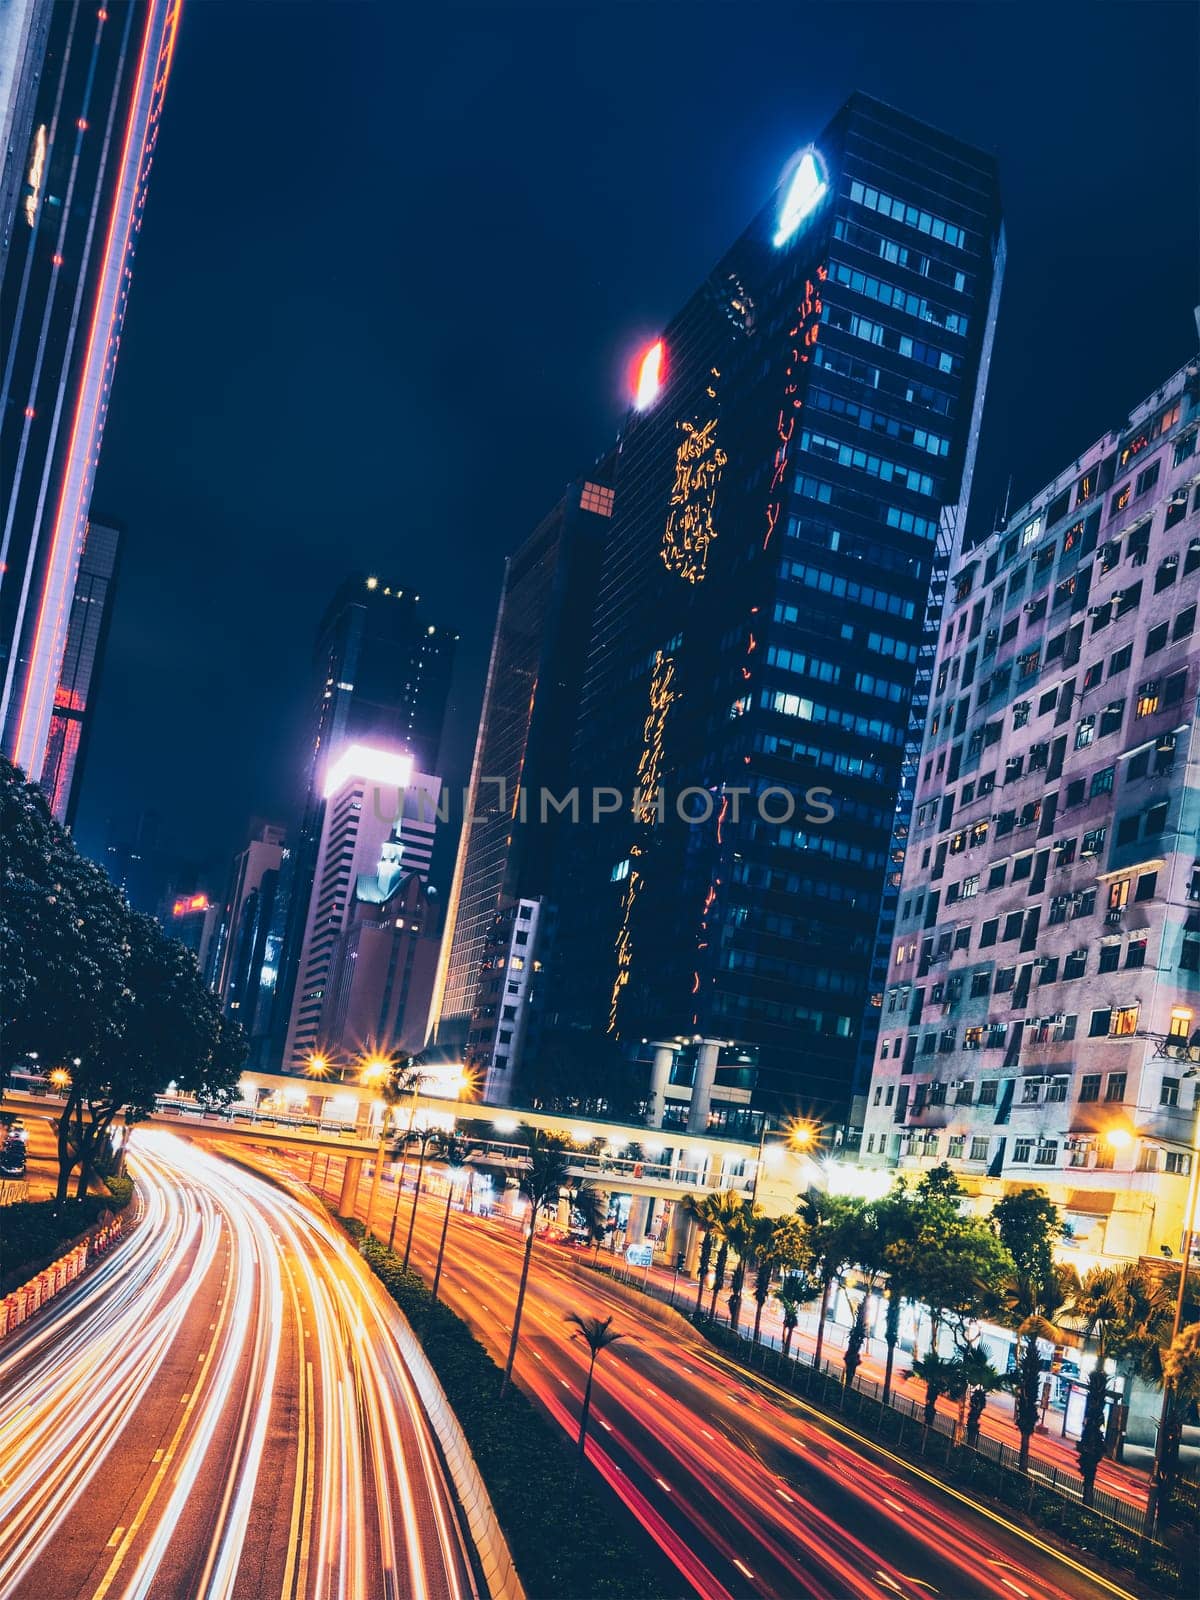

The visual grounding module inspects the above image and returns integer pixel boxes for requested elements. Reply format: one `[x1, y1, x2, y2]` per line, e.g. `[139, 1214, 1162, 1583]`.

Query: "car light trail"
[0, 1132, 474, 1600]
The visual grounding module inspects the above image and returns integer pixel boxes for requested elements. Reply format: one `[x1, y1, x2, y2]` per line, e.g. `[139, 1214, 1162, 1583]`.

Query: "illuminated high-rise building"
[0, 0, 182, 782]
[39, 515, 121, 825]
[548, 93, 1005, 1120]
[265, 575, 457, 1066]
[861, 355, 1200, 1264]
[282, 746, 441, 1072]
[432, 463, 614, 1097]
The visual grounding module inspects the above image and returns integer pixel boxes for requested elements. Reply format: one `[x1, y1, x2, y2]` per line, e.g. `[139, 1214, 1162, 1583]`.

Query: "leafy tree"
[875, 1185, 924, 1402]
[909, 1211, 1013, 1350]
[566, 1313, 628, 1466]
[0, 758, 128, 1090]
[797, 1190, 865, 1371]
[915, 1161, 965, 1202]
[993, 1188, 1067, 1308]
[836, 1201, 888, 1388]
[501, 1128, 573, 1396]
[57, 911, 243, 1199]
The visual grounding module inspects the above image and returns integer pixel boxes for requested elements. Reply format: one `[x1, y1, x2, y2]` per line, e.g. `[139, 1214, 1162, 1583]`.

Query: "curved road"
[0, 1132, 477, 1600]
[301, 1151, 1146, 1600]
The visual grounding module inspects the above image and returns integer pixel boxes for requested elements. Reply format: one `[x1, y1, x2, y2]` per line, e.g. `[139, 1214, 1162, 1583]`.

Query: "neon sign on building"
[773, 148, 827, 247]
[660, 382, 728, 584]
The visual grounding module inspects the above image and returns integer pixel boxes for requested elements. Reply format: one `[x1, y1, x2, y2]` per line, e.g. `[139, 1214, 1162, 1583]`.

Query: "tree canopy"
[1, 757, 246, 1197]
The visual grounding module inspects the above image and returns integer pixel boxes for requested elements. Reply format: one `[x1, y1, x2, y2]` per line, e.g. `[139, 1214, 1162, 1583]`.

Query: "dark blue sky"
[76, 0, 1199, 878]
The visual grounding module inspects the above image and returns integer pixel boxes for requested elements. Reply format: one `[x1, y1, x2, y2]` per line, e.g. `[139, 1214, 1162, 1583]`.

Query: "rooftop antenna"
[996, 473, 1013, 532]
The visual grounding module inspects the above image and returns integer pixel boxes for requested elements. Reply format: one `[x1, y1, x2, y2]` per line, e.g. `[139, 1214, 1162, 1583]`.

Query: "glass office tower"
[549, 92, 1004, 1117]
[433, 462, 614, 1095]
[0, 0, 182, 782]
[264, 575, 457, 1068]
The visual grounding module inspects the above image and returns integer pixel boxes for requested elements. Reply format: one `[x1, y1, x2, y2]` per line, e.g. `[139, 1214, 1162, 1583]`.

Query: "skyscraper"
[265, 575, 457, 1066]
[39, 515, 121, 825]
[216, 821, 286, 1023]
[0, 0, 182, 782]
[861, 355, 1200, 1264]
[282, 745, 440, 1072]
[433, 462, 614, 1094]
[548, 93, 1004, 1119]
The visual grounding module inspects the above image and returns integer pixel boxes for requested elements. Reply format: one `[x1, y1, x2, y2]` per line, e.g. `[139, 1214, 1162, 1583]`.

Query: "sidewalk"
[624, 1252, 1150, 1510]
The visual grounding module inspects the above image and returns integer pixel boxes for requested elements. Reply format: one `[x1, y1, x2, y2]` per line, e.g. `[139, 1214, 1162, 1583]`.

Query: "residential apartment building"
[861, 356, 1200, 1263]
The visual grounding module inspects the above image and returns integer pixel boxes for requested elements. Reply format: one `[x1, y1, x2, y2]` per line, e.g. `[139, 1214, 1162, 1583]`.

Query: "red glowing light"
[24, 407, 35, 419]
[633, 339, 665, 409]
[77, 119, 88, 131]
[172, 893, 210, 917]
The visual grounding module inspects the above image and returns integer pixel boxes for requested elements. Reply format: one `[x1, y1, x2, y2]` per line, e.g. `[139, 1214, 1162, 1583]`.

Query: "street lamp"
[49, 1068, 71, 1093]
[749, 1118, 817, 1208]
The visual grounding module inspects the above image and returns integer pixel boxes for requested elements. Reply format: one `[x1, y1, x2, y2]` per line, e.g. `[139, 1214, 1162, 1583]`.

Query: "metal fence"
[595, 1257, 1169, 1551]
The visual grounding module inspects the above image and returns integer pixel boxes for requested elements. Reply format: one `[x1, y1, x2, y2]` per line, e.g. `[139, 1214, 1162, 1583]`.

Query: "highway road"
[0, 1132, 477, 1600]
[302, 1152, 1147, 1600]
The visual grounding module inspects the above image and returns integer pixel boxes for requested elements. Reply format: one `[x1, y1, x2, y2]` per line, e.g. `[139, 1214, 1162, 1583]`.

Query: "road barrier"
[0, 1214, 124, 1339]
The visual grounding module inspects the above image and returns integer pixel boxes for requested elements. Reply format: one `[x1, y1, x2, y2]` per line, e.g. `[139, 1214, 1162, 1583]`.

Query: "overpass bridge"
[0, 1085, 765, 1217]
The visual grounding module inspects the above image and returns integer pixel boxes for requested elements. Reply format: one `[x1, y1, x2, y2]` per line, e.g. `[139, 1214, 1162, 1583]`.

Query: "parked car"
[0, 1137, 27, 1177]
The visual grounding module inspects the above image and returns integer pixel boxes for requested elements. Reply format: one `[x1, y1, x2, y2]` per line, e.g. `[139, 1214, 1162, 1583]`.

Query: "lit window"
[580, 481, 615, 517]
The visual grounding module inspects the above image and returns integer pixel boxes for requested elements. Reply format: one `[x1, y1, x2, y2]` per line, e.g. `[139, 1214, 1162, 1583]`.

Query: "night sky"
[75, 1, 1200, 886]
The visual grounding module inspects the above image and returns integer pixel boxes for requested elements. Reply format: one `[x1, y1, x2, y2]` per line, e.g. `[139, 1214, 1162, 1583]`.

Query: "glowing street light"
[49, 1068, 71, 1092]
[305, 1053, 332, 1079]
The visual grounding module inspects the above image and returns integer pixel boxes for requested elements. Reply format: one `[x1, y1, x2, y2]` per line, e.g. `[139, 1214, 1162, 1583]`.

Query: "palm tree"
[914, 1350, 964, 1429]
[682, 1193, 724, 1317]
[401, 1124, 446, 1272]
[1010, 1314, 1059, 1471]
[566, 1313, 627, 1467]
[750, 1214, 804, 1345]
[875, 1186, 921, 1403]
[382, 1058, 429, 1251]
[1066, 1267, 1129, 1504]
[778, 1269, 818, 1358]
[696, 1190, 744, 1321]
[724, 1201, 759, 1335]
[1158, 1320, 1200, 1514]
[958, 1345, 1007, 1448]
[431, 1137, 472, 1304]
[500, 1128, 573, 1397]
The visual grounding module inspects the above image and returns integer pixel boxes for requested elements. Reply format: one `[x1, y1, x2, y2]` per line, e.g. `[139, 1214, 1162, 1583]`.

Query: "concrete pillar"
[665, 1199, 690, 1265]
[646, 1043, 676, 1128]
[338, 1155, 363, 1218]
[626, 1194, 649, 1245]
[687, 1038, 721, 1134]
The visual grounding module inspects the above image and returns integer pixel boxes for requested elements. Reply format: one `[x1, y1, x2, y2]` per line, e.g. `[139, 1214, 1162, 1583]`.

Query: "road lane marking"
[700, 1348, 1140, 1600]
[655, 1478, 672, 1493]
[106, 1528, 125, 1548]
